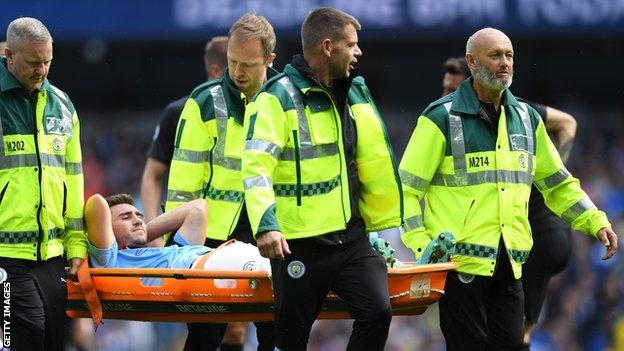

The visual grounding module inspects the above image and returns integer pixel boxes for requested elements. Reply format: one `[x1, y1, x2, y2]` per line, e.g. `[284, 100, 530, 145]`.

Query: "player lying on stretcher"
[84, 194, 270, 272]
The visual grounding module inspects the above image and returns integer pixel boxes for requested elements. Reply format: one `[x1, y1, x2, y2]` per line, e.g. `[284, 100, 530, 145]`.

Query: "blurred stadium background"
[3, 0, 624, 350]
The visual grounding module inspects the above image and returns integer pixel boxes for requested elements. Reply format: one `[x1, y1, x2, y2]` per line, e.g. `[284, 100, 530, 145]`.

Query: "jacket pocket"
[62, 182, 67, 216]
[460, 199, 476, 234]
[0, 181, 9, 206]
[307, 112, 337, 145]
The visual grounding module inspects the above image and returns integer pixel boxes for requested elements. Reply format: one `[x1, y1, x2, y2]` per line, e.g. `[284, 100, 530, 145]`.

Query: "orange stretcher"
[66, 262, 455, 325]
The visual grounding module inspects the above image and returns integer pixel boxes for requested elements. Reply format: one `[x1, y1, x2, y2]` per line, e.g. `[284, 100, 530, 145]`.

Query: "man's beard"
[474, 59, 513, 91]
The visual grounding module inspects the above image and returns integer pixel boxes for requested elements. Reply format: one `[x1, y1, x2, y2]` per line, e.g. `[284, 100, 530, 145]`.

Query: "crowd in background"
[69, 101, 624, 350]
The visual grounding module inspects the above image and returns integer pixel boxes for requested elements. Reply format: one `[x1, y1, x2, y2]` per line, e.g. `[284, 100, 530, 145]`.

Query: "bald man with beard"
[399, 28, 618, 350]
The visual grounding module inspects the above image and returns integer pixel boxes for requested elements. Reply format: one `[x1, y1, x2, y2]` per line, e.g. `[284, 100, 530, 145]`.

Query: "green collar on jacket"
[0, 56, 52, 93]
[283, 63, 315, 91]
[451, 77, 521, 115]
[222, 66, 280, 124]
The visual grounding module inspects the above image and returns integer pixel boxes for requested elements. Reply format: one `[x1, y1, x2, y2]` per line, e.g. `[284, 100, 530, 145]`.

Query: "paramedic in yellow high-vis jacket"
[241, 8, 402, 351]
[399, 28, 618, 350]
[0, 18, 86, 351]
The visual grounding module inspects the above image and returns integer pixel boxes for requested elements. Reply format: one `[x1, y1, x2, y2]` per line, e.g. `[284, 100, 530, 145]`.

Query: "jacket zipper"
[31, 95, 44, 261]
[292, 130, 302, 206]
[202, 137, 218, 199]
[0, 181, 9, 206]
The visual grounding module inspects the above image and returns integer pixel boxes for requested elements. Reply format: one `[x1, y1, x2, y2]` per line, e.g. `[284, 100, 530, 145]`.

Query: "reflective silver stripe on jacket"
[209, 85, 241, 171]
[516, 102, 534, 176]
[399, 169, 430, 193]
[431, 169, 532, 186]
[534, 166, 571, 191]
[243, 175, 273, 190]
[280, 143, 339, 161]
[40, 153, 65, 168]
[172, 148, 209, 164]
[167, 189, 202, 203]
[277, 77, 339, 160]
[278, 77, 312, 147]
[65, 162, 83, 175]
[431, 102, 534, 187]
[403, 215, 424, 232]
[445, 102, 468, 186]
[245, 140, 282, 160]
[0, 153, 67, 169]
[65, 217, 85, 231]
[561, 197, 595, 223]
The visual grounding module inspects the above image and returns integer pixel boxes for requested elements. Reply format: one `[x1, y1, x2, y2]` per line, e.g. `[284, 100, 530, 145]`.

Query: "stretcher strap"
[192, 239, 236, 269]
[77, 258, 103, 331]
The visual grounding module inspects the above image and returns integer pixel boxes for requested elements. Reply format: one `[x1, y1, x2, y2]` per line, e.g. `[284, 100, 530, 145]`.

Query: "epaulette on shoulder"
[190, 77, 223, 99]
[48, 83, 76, 115]
[260, 72, 287, 93]
[422, 93, 454, 116]
[250, 72, 288, 104]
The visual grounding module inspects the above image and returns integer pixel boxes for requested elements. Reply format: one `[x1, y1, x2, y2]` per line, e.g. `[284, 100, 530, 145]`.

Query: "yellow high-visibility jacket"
[0, 58, 86, 261]
[242, 64, 402, 239]
[166, 70, 277, 240]
[400, 78, 610, 278]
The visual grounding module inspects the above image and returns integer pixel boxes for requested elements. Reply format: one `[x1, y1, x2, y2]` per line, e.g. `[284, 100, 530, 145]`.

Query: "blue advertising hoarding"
[1, 0, 623, 41]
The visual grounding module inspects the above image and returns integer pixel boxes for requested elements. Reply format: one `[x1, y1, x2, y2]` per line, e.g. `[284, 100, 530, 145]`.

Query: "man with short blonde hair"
[228, 13, 276, 58]
[166, 12, 278, 351]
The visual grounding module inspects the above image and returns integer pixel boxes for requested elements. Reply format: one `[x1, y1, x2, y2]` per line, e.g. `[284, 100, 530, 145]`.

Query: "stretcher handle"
[87, 268, 271, 279]
[387, 262, 456, 276]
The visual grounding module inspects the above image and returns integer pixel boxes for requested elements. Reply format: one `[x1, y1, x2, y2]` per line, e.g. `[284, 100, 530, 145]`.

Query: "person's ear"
[465, 53, 477, 73]
[321, 39, 332, 57]
[265, 53, 276, 68]
[5, 47, 14, 64]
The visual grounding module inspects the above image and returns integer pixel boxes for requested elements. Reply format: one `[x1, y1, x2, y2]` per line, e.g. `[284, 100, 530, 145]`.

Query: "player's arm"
[84, 194, 115, 250]
[544, 106, 577, 163]
[146, 199, 207, 246]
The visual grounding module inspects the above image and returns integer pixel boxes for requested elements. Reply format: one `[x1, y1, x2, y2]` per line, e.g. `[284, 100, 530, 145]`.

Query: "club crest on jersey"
[287, 260, 305, 279]
[518, 154, 527, 169]
[0, 267, 7, 283]
[53, 137, 63, 151]
[242, 261, 256, 271]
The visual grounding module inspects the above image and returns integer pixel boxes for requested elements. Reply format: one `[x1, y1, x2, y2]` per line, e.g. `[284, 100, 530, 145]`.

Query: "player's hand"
[66, 257, 84, 281]
[256, 230, 291, 260]
[597, 227, 618, 260]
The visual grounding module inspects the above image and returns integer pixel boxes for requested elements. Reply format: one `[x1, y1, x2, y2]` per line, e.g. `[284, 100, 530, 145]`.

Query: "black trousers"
[439, 248, 524, 351]
[0, 255, 67, 351]
[183, 236, 275, 351]
[271, 235, 392, 351]
[522, 226, 572, 324]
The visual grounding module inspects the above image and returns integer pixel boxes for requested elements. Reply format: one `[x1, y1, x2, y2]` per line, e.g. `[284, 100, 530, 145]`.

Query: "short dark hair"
[301, 7, 361, 53]
[104, 193, 134, 208]
[444, 56, 471, 77]
[204, 36, 228, 73]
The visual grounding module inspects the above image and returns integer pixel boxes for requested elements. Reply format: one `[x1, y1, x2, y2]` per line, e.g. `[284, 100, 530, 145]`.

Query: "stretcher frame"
[67, 262, 455, 323]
